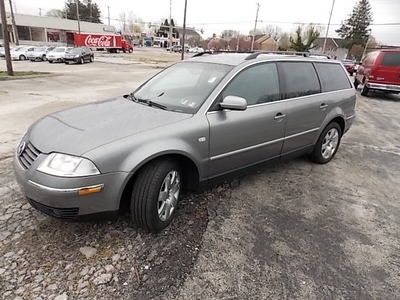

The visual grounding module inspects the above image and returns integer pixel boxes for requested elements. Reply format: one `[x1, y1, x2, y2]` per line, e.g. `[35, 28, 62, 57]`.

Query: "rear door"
[206, 62, 287, 178]
[373, 51, 400, 85]
[278, 61, 324, 154]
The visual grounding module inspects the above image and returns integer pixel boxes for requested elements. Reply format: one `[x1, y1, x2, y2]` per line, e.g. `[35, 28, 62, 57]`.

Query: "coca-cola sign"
[84, 35, 113, 47]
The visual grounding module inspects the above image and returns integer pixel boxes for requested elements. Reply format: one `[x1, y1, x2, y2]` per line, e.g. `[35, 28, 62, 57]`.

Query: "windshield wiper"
[124, 93, 168, 110]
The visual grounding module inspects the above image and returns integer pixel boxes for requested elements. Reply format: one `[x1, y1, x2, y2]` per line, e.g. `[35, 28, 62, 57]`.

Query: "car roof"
[189, 52, 336, 66]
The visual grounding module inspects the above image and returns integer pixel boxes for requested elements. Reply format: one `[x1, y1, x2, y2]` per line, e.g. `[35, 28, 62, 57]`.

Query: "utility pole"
[0, 0, 14, 75]
[169, 0, 172, 49]
[322, 0, 336, 53]
[362, 29, 372, 60]
[236, 32, 240, 51]
[107, 5, 110, 25]
[181, 0, 187, 60]
[75, 0, 81, 34]
[251, 2, 260, 51]
[8, 0, 19, 45]
[38, 8, 42, 16]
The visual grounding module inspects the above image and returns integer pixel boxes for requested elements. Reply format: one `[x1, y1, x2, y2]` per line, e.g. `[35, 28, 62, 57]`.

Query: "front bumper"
[366, 82, 400, 93]
[14, 153, 129, 218]
[64, 57, 80, 63]
[47, 57, 64, 62]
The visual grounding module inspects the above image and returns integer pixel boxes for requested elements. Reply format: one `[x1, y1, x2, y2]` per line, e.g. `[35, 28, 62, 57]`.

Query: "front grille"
[18, 142, 41, 169]
[28, 199, 79, 219]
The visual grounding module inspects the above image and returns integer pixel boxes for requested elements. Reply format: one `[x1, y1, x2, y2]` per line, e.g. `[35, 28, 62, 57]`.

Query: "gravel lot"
[0, 55, 399, 300]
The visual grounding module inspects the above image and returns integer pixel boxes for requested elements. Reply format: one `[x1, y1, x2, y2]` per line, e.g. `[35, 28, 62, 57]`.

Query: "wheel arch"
[118, 152, 200, 212]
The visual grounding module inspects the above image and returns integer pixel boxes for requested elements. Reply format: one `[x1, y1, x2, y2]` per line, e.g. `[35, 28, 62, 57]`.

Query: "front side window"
[315, 63, 352, 92]
[221, 63, 280, 106]
[134, 62, 232, 113]
[280, 62, 320, 99]
[381, 53, 400, 67]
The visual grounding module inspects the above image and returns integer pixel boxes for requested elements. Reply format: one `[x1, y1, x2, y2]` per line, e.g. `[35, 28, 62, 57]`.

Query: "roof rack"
[245, 51, 330, 60]
[191, 50, 331, 60]
[192, 50, 253, 58]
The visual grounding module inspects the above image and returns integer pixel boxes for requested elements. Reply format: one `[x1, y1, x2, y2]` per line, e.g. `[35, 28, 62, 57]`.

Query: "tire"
[130, 159, 182, 232]
[48, 60, 53, 63]
[354, 78, 359, 89]
[310, 122, 342, 164]
[129, 48, 133, 53]
[90, 55, 94, 63]
[42, 55, 47, 61]
[19, 55, 26, 61]
[80, 57, 84, 64]
[361, 85, 370, 96]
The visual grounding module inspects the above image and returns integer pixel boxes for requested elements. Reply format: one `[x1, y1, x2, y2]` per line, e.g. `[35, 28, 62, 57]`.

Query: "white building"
[0, 13, 115, 46]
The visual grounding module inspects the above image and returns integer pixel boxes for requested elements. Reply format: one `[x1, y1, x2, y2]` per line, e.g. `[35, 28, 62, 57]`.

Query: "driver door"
[206, 63, 287, 178]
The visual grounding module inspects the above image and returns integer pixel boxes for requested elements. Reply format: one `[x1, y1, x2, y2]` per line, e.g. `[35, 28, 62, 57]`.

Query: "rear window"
[315, 63, 352, 92]
[381, 53, 400, 67]
[279, 62, 320, 99]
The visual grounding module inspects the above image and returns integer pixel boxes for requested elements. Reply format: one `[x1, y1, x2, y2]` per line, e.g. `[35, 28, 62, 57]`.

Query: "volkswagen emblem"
[17, 141, 26, 156]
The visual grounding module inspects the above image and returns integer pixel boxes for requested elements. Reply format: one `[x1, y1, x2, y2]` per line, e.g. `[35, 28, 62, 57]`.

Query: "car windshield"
[34, 47, 45, 51]
[54, 48, 66, 52]
[69, 48, 83, 54]
[133, 62, 232, 114]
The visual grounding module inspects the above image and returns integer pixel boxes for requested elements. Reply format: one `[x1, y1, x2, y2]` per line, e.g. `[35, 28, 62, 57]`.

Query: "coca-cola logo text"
[84, 35, 113, 47]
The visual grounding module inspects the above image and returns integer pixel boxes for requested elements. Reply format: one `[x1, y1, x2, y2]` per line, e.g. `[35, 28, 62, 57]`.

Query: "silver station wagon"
[14, 52, 356, 232]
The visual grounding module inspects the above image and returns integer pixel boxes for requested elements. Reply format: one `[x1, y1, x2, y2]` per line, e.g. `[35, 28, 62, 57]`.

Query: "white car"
[28, 46, 56, 62]
[188, 47, 204, 53]
[46, 47, 72, 63]
[0, 47, 5, 57]
[10, 46, 35, 60]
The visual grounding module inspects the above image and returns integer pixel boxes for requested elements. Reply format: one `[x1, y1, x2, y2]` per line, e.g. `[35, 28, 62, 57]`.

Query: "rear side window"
[315, 63, 352, 92]
[221, 63, 280, 105]
[381, 53, 400, 67]
[279, 62, 320, 99]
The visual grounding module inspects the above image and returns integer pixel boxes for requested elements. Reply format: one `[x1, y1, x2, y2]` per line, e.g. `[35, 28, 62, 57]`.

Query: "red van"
[355, 49, 400, 96]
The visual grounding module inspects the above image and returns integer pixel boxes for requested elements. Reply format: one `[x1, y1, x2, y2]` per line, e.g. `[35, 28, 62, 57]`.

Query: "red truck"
[67, 32, 133, 53]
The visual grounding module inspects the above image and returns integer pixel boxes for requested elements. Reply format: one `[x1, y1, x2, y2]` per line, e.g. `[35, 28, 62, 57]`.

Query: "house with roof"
[312, 37, 348, 59]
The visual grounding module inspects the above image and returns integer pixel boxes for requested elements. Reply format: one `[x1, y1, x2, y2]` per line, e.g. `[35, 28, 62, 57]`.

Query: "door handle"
[320, 103, 328, 110]
[274, 113, 286, 120]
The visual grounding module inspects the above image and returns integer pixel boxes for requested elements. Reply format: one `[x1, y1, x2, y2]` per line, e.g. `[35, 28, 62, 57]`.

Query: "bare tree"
[264, 25, 282, 40]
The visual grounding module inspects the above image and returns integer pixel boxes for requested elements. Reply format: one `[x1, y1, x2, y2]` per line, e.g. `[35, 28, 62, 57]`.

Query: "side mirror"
[220, 96, 247, 111]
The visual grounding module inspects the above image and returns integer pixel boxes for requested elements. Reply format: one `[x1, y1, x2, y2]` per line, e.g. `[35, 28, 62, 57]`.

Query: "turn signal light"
[78, 185, 103, 196]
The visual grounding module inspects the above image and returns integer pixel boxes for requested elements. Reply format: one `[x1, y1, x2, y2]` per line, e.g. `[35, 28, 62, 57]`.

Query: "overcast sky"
[12, 0, 400, 45]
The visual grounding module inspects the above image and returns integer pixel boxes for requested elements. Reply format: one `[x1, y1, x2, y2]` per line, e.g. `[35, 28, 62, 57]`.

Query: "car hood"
[29, 97, 192, 156]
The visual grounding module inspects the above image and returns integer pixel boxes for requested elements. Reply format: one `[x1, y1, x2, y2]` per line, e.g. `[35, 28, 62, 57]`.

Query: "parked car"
[355, 49, 400, 96]
[47, 47, 72, 63]
[0, 46, 5, 57]
[14, 52, 356, 232]
[172, 45, 182, 53]
[64, 47, 94, 64]
[342, 59, 356, 76]
[10, 46, 35, 60]
[28, 47, 55, 62]
[188, 47, 204, 53]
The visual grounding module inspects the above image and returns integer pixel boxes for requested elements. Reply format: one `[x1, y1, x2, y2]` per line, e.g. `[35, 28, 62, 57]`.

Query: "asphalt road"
[0, 58, 399, 300]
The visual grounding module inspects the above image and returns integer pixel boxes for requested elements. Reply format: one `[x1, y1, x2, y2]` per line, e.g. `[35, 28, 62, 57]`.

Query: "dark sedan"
[64, 47, 94, 64]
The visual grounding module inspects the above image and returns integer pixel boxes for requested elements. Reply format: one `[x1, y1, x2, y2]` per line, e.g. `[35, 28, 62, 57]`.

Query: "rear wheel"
[354, 78, 359, 89]
[42, 55, 47, 61]
[130, 159, 182, 232]
[361, 85, 370, 96]
[19, 55, 26, 61]
[310, 122, 342, 164]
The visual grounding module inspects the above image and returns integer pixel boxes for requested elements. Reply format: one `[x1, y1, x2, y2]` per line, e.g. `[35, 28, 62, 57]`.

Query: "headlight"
[37, 153, 100, 177]
[75, 55, 80, 58]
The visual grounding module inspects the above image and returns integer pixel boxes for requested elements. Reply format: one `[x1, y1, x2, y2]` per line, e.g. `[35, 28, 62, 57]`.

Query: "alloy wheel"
[321, 128, 339, 159]
[158, 170, 181, 222]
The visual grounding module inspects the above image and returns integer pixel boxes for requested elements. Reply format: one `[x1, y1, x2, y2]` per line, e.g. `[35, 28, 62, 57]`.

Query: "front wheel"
[310, 122, 342, 164]
[80, 57, 84, 64]
[19, 55, 26, 61]
[130, 160, 182, 232]
[90, 55, 94, 63]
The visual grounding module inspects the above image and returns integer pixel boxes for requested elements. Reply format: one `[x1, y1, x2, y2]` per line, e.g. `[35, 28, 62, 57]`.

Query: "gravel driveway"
[0, 58, 399, 299]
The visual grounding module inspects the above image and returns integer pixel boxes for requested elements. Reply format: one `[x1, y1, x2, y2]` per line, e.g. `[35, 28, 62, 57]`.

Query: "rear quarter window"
[315, 63, 352, 92]
[381, 53, 400, 67]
